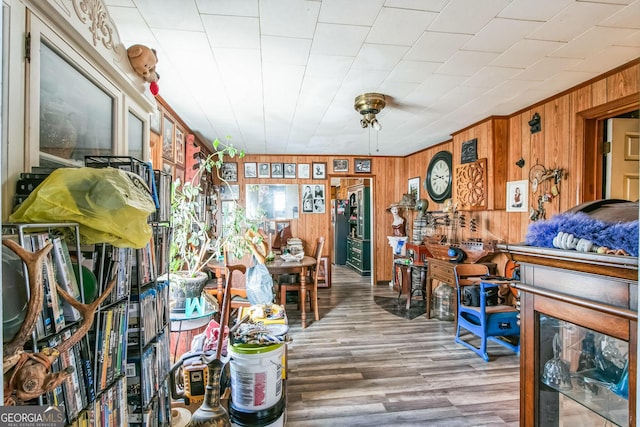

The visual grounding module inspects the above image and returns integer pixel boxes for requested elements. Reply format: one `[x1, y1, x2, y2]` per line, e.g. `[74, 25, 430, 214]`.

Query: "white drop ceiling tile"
[108, 6, 157, 43]
[131, 0, 202, 31]
[387, 60, 440, 83]
[513, 57, 583, 82]
[600, 1, 640, 29]
[311, 23, 369, 56]
[260, 0, 320, 38]
[377, 81, 422, 99]
[436, 51, 500, 77]
[298, 76, 342, 103]
[569, 45, 640, 73]
[202, 15, 260, 49]
[351, 44, 410, 71]
[106, 0, 135, 6]
[405, 31, 472, 62]
[366, 8, 437, 46]
[428, 0, 512, 34]
[195, 0, 259, 16]
[539, 70, 601, 94]
[463, 18, 543, 53]
[318, 0, 385, 26]
[436, 86, 487, 111]
[497, 0, 573, 21]
[408, 74, 468, 103]
[384, 0, 449, 12]
[152, 29, 210, 54]
[263, 64, 305, 106]
[483, 79, 531, 101]
[306, 55, 353, 78]
[527, 2, 626, 42]
[491, 39, 565, 69]
[461, 66, 523, 88]
[617, 29, 640, 47]
[261, 36, 312, 66]
[550, 27, 638, 59]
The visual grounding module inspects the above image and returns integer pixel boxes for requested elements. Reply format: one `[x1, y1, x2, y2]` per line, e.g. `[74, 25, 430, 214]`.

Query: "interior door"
[606, 118, 639, 201]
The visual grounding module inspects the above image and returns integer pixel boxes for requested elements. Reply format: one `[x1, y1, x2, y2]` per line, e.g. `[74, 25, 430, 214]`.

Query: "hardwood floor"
[282, 264, 520, 427]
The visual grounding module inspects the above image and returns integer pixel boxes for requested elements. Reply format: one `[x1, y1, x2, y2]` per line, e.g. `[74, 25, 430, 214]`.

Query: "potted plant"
[168, 138, 257, 314]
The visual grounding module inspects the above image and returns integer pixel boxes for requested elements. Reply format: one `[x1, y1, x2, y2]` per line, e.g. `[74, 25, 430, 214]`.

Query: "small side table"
[394, 259, 428, 309]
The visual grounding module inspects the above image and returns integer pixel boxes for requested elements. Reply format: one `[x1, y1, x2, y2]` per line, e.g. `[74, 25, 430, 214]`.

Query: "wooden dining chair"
[279, 236, 325, 321]
[454, 263, 520, 361]
[204, 253, 253, 310]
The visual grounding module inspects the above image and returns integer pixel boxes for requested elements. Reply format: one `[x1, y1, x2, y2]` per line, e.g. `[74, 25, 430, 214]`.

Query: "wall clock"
[425, 151, 452, 203]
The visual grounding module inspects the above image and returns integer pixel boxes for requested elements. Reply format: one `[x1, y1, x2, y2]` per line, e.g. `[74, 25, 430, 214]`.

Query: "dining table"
[206, 255, 318, 328]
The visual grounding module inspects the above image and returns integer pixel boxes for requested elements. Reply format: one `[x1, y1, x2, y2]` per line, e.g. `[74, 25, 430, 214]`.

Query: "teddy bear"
[127, 44, 160, 95]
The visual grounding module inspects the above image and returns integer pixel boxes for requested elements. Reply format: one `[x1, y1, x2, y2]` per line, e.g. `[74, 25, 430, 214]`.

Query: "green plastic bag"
[10, 167, 156, 248]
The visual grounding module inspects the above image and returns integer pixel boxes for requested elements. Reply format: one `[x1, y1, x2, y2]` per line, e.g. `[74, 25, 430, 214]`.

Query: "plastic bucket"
[230, 394, 286, 427]
[229, 343, 284, 411]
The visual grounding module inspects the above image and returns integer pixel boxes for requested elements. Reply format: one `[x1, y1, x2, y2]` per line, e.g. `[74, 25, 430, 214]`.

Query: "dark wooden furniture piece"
[266, 255, 317, 329]
[394, 260, 428, 309]
[406, 242, 430, 263]
[425, 257, 457, 322]
[317, 256, 331, 288]
[346, 183, 371, 275]
[279, 237, 325, 323]
[504, 244, 637, 426]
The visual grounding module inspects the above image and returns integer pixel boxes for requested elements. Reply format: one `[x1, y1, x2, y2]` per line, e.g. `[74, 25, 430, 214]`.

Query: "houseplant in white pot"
[168, 139, 258, 314]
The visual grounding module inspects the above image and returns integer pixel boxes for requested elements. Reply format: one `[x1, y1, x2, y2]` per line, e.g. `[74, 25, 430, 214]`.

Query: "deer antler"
[56, 276, 117, 355]
[2, 239, 51, 365]
[2, 238, 117, 405]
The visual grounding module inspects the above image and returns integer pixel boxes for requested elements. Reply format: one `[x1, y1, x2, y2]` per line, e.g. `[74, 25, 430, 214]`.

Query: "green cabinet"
[346, 184, 370, 275]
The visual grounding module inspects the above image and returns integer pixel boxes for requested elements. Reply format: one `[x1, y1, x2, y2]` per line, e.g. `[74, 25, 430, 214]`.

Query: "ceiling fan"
[354, 92, 386, 131]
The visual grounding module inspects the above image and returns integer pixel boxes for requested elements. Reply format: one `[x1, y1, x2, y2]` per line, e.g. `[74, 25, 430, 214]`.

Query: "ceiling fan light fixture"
[355, 92, 386, 131]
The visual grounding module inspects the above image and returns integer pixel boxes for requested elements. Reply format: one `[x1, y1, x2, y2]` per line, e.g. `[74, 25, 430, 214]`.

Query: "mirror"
[245, 184, 300, 220]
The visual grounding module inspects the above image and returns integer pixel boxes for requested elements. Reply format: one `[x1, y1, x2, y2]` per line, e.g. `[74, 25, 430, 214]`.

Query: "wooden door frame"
[577, 93, 639, 201]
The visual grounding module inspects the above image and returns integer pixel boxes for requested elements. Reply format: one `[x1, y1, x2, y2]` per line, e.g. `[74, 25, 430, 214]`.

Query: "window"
[26, 15, 151, 170]
[38, 40, 114, 165]
[128, 111, 144, 160]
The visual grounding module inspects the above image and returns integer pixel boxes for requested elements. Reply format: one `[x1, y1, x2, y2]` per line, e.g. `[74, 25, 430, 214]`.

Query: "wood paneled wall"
[157, 59, 639, 284]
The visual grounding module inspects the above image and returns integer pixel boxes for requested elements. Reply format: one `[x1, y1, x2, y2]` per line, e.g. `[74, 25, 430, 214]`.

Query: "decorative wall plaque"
[461, 138, 478, 164]
[455, 158, 487, 210]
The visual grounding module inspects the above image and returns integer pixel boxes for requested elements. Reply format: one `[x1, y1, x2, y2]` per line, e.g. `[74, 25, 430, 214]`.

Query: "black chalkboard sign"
[461, 138, 478, 164]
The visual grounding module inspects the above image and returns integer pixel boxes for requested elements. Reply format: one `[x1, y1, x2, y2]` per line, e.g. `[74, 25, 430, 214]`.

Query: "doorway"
[604, 111, 639, 201]
[579, 96, 639, 202]
[330, 176, 374, 285]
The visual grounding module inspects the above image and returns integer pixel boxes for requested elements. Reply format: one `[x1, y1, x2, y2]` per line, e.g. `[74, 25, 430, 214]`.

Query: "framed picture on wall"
[312, 184, 325, 214]
[354, 158, 371, 173]
[271, 163, 284, 178]
[221, 162, 238, 182]
[506, 180, 528, 212]
[408, 176, 420, 200]
[284, 163, 296, 179]
[174, 165, 185, 184]
[150, 106, 161, 134]
[244, 162, 257, 178]
[312, 162, 326, 179]
[162, 115, 174, 161]
[333, 159, 348, 172]
[162, 162, 174, 179]
[298, 163, 310, 179]
[175, 127, 185, 166]
[258, 163, 270, 178]
[220, 184, 240, 200]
